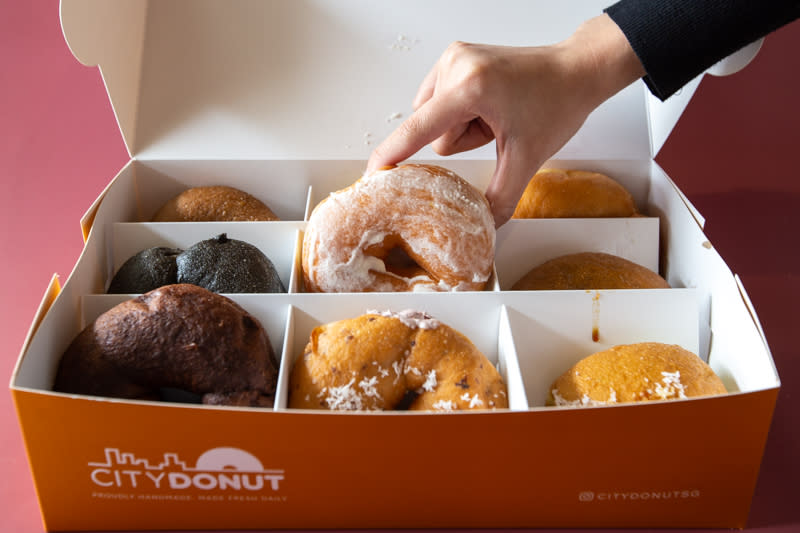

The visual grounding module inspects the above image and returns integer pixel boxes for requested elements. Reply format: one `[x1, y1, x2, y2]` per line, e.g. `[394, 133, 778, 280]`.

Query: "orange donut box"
[10, 1, 778, 531]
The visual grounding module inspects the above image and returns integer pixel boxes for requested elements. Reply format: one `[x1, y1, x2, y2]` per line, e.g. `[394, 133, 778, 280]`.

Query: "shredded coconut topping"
[551, 388, 618, 407]
[654, 371, 687, 400]
[405, 366, 422, 376]
[323, 379, 363, 410]
[432, 400, 456, 411]
[460, 392, 484, 408]
[367, 309, 440, 330]
[358, 376, 380, 399]
[420, 370, 438, 392]
[391, 360, 404, 384]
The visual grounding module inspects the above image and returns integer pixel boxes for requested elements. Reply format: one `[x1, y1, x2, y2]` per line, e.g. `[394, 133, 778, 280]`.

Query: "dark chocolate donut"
[54, 284, 278, 407]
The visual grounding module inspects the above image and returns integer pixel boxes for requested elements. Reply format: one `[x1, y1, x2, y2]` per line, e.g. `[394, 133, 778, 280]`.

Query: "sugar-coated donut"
[289, 310, 508, 411]
[176, 233, 285, 293]
[54, 284, 278, 407]
[511, 252, 669, 290]
[302, 164, 495, 292]
[512, 169, 638, 218]
[547, 342, 726, 407]
[153, 185, 279, 221]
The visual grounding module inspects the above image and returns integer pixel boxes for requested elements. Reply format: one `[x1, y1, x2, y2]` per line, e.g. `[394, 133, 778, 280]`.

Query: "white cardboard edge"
[9, 275, 61, 388]
[734, 274, 780, 386]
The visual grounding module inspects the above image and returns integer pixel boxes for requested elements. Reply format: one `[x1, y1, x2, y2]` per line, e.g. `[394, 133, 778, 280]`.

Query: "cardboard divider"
[500, 289, 700, 406]
[495, 218, 661, 289]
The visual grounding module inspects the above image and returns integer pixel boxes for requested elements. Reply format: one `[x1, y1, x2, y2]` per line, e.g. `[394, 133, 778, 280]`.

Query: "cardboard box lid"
[60, 0, 760, 161]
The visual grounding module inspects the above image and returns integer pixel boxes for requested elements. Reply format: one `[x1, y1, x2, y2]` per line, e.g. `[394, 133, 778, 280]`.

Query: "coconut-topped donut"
[288, 310, 508, 411]
[302, 164, 495, 292]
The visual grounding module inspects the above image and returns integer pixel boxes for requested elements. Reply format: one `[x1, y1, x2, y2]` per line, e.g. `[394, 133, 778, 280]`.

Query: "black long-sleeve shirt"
[604, 0, 800, 100]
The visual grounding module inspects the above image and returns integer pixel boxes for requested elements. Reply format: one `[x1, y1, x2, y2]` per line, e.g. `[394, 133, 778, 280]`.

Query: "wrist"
[559, 13, 645, 108]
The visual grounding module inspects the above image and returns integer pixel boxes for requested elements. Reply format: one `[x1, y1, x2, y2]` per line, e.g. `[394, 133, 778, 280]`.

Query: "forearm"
[556, 13, 646, 111]
[605, 0, 800, 100]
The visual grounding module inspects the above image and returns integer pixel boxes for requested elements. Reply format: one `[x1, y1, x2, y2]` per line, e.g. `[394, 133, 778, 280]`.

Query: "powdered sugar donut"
[302, 164, 495, 292]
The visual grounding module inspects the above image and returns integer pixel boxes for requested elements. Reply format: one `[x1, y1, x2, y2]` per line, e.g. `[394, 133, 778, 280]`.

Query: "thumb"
[484, 139, 541, 227]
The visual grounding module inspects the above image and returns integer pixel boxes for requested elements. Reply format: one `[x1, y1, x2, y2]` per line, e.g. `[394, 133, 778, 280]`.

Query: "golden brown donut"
[302, 164, 495, 292]
[153, 185, 279, 221]
[289, 310, 508, 411]
[512, 169, 638, 218]
[547, 342, 726, 406]
[53, 284, 278, 407]
[511, 252, 669, 290]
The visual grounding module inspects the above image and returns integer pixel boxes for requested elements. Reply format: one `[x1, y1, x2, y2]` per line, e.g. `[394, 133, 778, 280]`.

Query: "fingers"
[431, 117, 494, 156]
[485, 138, 541, 227]
[366, 94, 471, 174]
[413, 62, 439, 110]
[364, 57, 438, 174]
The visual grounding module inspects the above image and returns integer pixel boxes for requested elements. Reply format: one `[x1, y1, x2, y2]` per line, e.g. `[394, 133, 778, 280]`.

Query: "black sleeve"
[604, 0, 800, 100]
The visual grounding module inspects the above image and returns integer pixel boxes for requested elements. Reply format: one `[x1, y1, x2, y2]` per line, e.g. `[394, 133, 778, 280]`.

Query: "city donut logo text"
[88, 447, 284, 493]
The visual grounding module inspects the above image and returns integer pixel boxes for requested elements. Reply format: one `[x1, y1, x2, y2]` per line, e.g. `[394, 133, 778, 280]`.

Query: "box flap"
[61, 0, 654, 160]
[9, 275, 61, 389]
[647, 38, 763, 157]
[61, 0, 762, 161]
[60, 0, 147, 158]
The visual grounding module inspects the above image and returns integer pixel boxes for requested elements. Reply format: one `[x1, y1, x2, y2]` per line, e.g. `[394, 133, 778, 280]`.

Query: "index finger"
[366, 94, 473, 173]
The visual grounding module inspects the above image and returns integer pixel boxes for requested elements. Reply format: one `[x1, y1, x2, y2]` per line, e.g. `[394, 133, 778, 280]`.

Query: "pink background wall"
[1, 1, 798, 531]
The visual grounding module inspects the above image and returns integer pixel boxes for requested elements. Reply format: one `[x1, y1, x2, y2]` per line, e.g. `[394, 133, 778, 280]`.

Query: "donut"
[512, 169, 638, 218]
[153, 185, 279, 221]
[107, 235, 285, 294]
[511, 252, 669, 290]
[54, 284, 278, 407]
[289, 310, 508, 411]
[176, 233, 285, 293]
[107, 246, 181, 294]
[302, 164, 495, 292]
[547, 342, 726, 407]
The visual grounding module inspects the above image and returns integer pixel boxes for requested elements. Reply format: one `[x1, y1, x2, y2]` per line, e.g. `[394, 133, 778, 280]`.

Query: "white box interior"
[12, 158, 778, 412]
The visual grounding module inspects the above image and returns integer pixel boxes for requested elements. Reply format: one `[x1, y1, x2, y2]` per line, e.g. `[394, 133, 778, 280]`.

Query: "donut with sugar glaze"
[302, 164, 495, 292]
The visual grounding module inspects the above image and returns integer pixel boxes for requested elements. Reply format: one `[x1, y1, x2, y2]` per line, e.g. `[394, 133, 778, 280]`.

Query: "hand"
[366, 14, 645, 227]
